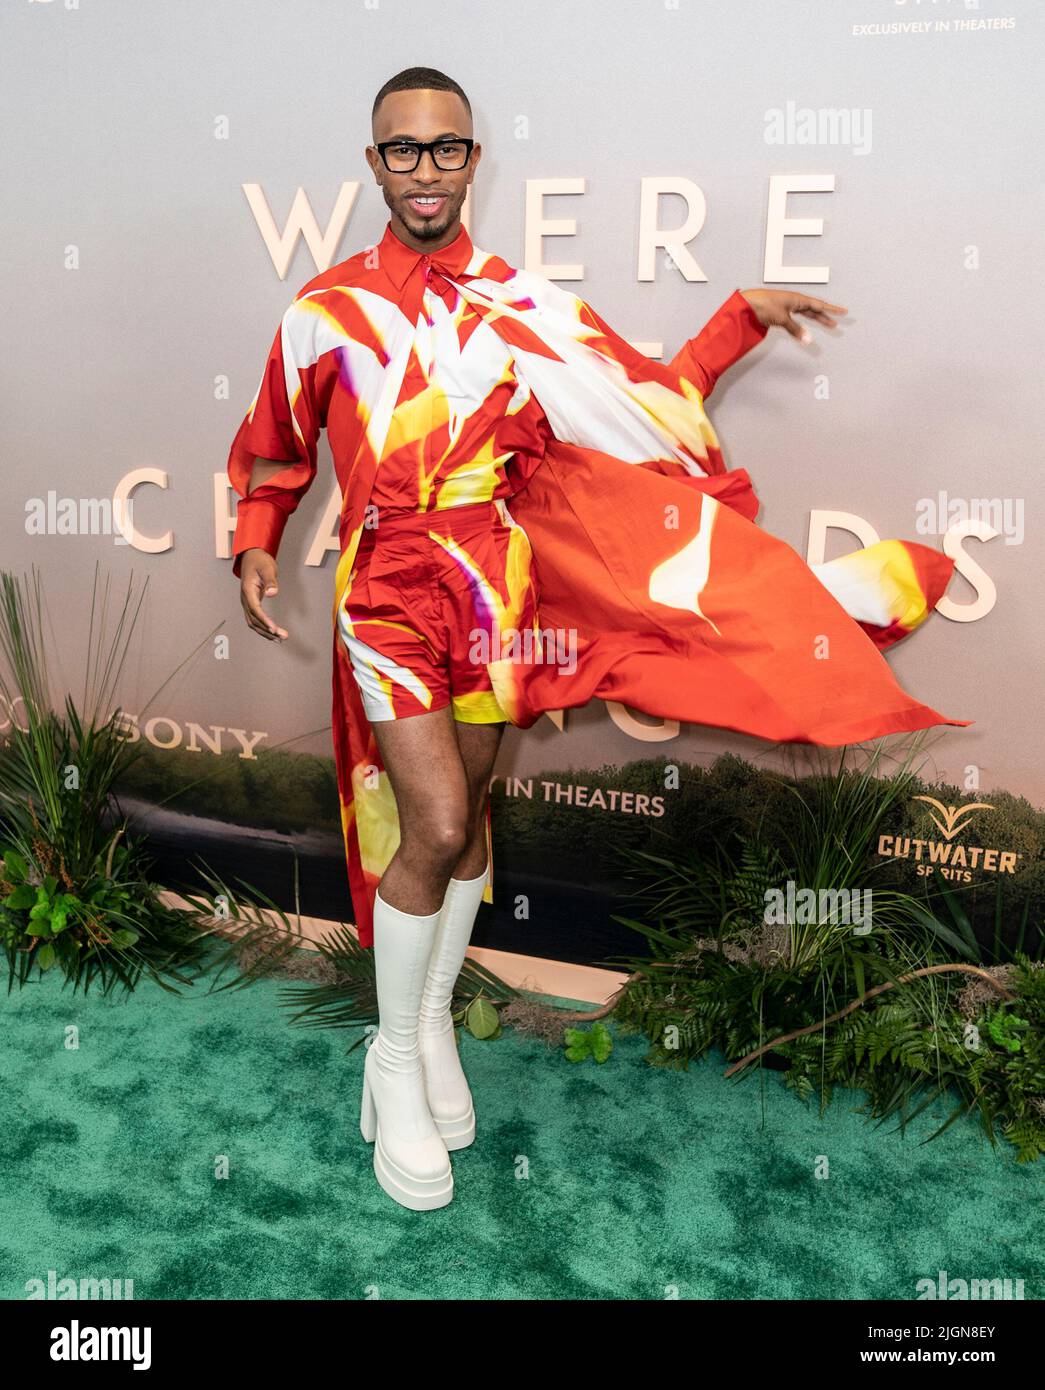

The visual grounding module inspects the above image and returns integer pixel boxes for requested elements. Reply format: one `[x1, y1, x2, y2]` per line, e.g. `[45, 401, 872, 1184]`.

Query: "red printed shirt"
[227, 220, 766, 576]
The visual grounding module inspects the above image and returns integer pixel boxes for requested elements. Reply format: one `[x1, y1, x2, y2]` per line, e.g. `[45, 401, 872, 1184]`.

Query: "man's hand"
[740, 289, 848, 344]
[239, 548, 289, 642]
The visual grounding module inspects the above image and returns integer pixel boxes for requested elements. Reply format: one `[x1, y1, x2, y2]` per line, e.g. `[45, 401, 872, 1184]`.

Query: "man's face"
[367, 88, 480, 250]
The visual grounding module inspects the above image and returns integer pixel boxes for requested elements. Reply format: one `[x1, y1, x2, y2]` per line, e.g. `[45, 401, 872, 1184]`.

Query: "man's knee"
[431, 817, 470, 863]
[402, 813, 469, 868]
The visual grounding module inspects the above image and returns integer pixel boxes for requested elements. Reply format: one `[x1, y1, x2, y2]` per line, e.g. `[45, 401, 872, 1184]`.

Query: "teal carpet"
[1, 963, 1039, 1300]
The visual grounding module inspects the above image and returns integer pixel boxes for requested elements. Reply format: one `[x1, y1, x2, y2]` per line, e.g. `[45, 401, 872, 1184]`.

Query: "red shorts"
[337, 498, 539, 723]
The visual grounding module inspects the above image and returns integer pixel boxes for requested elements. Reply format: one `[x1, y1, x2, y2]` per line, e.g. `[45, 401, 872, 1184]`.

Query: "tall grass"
[0, 565, 213, 991]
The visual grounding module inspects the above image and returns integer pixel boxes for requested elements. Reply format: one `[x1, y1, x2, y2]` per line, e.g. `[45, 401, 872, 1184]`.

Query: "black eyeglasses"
[374, 138, 474, 172]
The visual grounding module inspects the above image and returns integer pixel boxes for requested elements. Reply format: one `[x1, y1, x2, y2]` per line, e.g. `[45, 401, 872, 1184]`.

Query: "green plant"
[604, 742, 1045, 1161]
[0, 845, 141, 966]
[464, 995, 502, 1039]
[774, 956, 1045, 1163]
[564, 1021, 613, 1063]
[0, 565, 221, 992]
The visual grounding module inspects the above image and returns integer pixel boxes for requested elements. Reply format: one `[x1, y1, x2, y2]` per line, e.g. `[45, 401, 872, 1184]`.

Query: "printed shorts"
[338, 498, 539, 723]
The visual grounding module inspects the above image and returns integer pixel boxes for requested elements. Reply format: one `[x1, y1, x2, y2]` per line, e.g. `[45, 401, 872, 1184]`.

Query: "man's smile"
[404, 192, 449, 219]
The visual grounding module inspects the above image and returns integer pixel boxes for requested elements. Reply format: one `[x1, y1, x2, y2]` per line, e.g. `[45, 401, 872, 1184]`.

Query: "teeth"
[412, 197, 440, 204]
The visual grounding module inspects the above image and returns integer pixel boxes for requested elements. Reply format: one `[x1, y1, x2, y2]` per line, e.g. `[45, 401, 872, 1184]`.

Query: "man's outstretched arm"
[670, 289, 848, 399]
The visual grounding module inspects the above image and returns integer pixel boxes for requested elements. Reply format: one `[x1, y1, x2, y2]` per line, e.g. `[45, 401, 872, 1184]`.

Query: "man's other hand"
[239, 548, 289, 641]
[740, 289, 848, 344]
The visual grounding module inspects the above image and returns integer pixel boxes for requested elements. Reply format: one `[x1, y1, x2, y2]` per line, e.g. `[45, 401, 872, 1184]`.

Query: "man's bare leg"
[448, 719, 505, 880]
[370, 709, 504, 914]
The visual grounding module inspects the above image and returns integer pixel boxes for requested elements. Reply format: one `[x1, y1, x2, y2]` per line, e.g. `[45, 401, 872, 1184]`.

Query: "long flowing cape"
[329, 260, 969, 947]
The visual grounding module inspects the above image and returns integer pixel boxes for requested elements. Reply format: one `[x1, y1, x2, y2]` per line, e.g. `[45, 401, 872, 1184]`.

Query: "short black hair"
[372, 67, 472, 125]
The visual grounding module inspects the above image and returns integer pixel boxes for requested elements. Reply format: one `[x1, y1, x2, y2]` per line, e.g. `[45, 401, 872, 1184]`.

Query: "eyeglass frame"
[373, 137, 476, 172]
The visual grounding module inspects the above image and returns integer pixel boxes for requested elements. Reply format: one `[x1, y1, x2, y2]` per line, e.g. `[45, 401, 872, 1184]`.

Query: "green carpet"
[1, 962, 1039, 1300]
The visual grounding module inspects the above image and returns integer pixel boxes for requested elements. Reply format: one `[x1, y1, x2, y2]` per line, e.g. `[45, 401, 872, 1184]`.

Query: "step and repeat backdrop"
[4, 0, 1041, 963]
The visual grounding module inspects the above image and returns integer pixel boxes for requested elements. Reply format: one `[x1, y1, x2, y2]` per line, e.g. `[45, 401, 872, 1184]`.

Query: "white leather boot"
[417, 866, 487, 1150]
[360, 889, 453, 1211]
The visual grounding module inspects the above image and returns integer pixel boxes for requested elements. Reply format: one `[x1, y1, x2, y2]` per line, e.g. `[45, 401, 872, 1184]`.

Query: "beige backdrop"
[3, 0, 1041, 809]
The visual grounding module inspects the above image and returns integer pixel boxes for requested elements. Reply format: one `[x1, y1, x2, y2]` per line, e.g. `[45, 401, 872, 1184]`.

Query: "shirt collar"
[376, 219, 475, 289]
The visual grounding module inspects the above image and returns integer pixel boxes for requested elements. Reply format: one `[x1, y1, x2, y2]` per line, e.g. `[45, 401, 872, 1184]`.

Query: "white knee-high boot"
[417, 866, 488, 1150]
[360, 889, 454, 1211]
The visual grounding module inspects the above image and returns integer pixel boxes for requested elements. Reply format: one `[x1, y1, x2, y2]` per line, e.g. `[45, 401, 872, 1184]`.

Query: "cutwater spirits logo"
[877, 798, 1021, 882]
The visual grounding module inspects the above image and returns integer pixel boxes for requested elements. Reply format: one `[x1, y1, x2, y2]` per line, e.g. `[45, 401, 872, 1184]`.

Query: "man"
[228, 68, 967, 1210]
